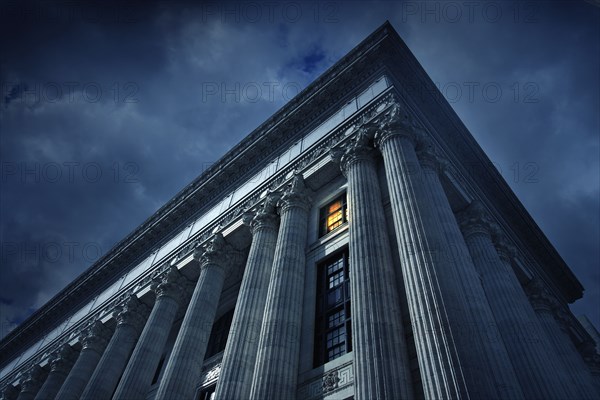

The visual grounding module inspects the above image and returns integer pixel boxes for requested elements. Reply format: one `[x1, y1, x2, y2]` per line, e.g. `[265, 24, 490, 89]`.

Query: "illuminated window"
[319, 194, 348, 237]
[314, 250, 352, 367]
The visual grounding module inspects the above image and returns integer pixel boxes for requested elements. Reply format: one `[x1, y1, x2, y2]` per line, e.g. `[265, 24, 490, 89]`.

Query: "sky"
[0, 0, 598, 340]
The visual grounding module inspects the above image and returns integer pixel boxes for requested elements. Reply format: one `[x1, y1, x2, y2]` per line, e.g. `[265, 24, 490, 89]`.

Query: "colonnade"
[3, 102, 599, 400]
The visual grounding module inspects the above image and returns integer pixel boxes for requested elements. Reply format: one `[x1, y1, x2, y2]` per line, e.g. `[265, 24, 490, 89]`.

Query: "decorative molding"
[278, 173, 312, 213]
[297, 361, 354, 399]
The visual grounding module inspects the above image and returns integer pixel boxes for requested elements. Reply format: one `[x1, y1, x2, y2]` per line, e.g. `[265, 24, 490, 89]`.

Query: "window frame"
[313, 249, 352, 367]
[318, 194, 348, 237]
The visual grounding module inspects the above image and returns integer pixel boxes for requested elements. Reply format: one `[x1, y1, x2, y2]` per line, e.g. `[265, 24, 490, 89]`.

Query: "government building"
[1, 21, 599, 400]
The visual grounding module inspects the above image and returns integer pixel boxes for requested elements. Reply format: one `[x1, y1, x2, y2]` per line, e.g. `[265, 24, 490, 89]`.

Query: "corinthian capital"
[154, 266, 186, 302]
[199, 233, 230, 271]
[49, 344, 77, 374]
[373, 102, 416, 148]
[415, 132, 447, 172]
[490, 225, 517, 263]
[245, 193, 279, 234]
[80, 320, 112, 353]
[278, 172, 312, 213]
[114, 295, 149, 332]
[19, 364, 46, 393]
[1, 384, 19, 400]
[457, 200, 493, 238]
[336, 125, 377, 174]
[526, 278, 558, 313]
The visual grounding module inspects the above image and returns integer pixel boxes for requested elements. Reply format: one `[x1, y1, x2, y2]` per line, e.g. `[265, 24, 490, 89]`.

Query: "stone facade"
[1, 22, 598, 400]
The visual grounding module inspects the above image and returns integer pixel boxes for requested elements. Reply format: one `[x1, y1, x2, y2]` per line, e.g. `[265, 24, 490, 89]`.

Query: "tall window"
[314, 250, 352, 367]
[319, 194, 348, 237]
[205, 309, 234, 359]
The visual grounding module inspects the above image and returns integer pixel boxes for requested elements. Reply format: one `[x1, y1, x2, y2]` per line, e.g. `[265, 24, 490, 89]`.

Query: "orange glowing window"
[319, 195, 348, 237]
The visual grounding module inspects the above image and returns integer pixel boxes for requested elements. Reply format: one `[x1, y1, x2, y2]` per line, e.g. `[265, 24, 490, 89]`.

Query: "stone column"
[1, 384, 20, 400]
[112, 266, 186, 400]
[414, 139, 523, 399]
[249, 173, 311, 400]
[336, 129, 414, 400]
[215, 195, 279, 400]
[551, 308, 600, 399]
[55, 321, 112, 400]
[1, 384, 19, 400]
[34, 345, 77, 400]
[372, 103, 467, 399]
[16, 365, 47, 400]
[458, 202, 573, 399]
[80, 295, 149, 400]
[580, 346, 600, 396]
[155, 233, 230, 400]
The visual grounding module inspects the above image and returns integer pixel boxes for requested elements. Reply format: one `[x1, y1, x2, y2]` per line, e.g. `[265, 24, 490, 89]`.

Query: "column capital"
[153, 266, 186, 303]
[278, 172, 312, 213]
[114, 295, 149, 332]
[1, 384, 19, 400]
[373, 101, 417, 149]
[80, 320, 112, 354]
[415, 133, 447, 173]
[19, 364, 46, 393]
[457, 200, 493, 238]
[526, 278, 559, 313]
[552, 306, 573, 333]
[244, 193, 279, 234]
[581, 345, 600, 374]
[49, 344, 77, 374]
[198, 232, 230, 271]
[490, 226, 517, 264]
[334, 125, 377, 175]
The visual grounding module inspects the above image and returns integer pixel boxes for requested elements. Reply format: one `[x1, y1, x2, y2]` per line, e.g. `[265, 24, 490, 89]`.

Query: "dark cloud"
[0, 0, 598, 340]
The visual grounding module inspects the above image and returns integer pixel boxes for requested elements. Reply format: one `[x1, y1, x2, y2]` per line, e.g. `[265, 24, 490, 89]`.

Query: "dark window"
[319, 194, 348, 237]
[197, 384, 216, 400]
[314, 250, 352, 367]
[205, 309, 234, 359]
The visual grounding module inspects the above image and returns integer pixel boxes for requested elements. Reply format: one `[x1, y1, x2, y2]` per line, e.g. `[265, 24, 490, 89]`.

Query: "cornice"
[0, 22, 394, 365]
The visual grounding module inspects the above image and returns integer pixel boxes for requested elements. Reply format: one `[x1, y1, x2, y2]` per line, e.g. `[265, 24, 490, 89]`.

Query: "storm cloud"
[0, 0, 598, 338]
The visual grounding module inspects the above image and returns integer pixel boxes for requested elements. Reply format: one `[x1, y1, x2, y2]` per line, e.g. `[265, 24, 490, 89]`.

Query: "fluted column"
[112, 266, 186, 400]
[373, 103, 467, 399]
[526, 279, 593, 398]
[458, 202, 573, 399]
[249, 173, 311, 400]
[581, 346, 600, 396]
[215, 196, 279, 400]
[16, 365, 47, 400]
[414, 140, 523, 399]
[337, 128, 413, 399]
[55, 321, 112, 400]
[34, 345, 77, 400]
[551, 308, 600, 398]
[80, 295, 149, 400]
[155, 233, 230, 400]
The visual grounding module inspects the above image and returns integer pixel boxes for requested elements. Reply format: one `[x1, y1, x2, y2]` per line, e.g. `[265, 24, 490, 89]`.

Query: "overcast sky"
[0, 0, 598, 340]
